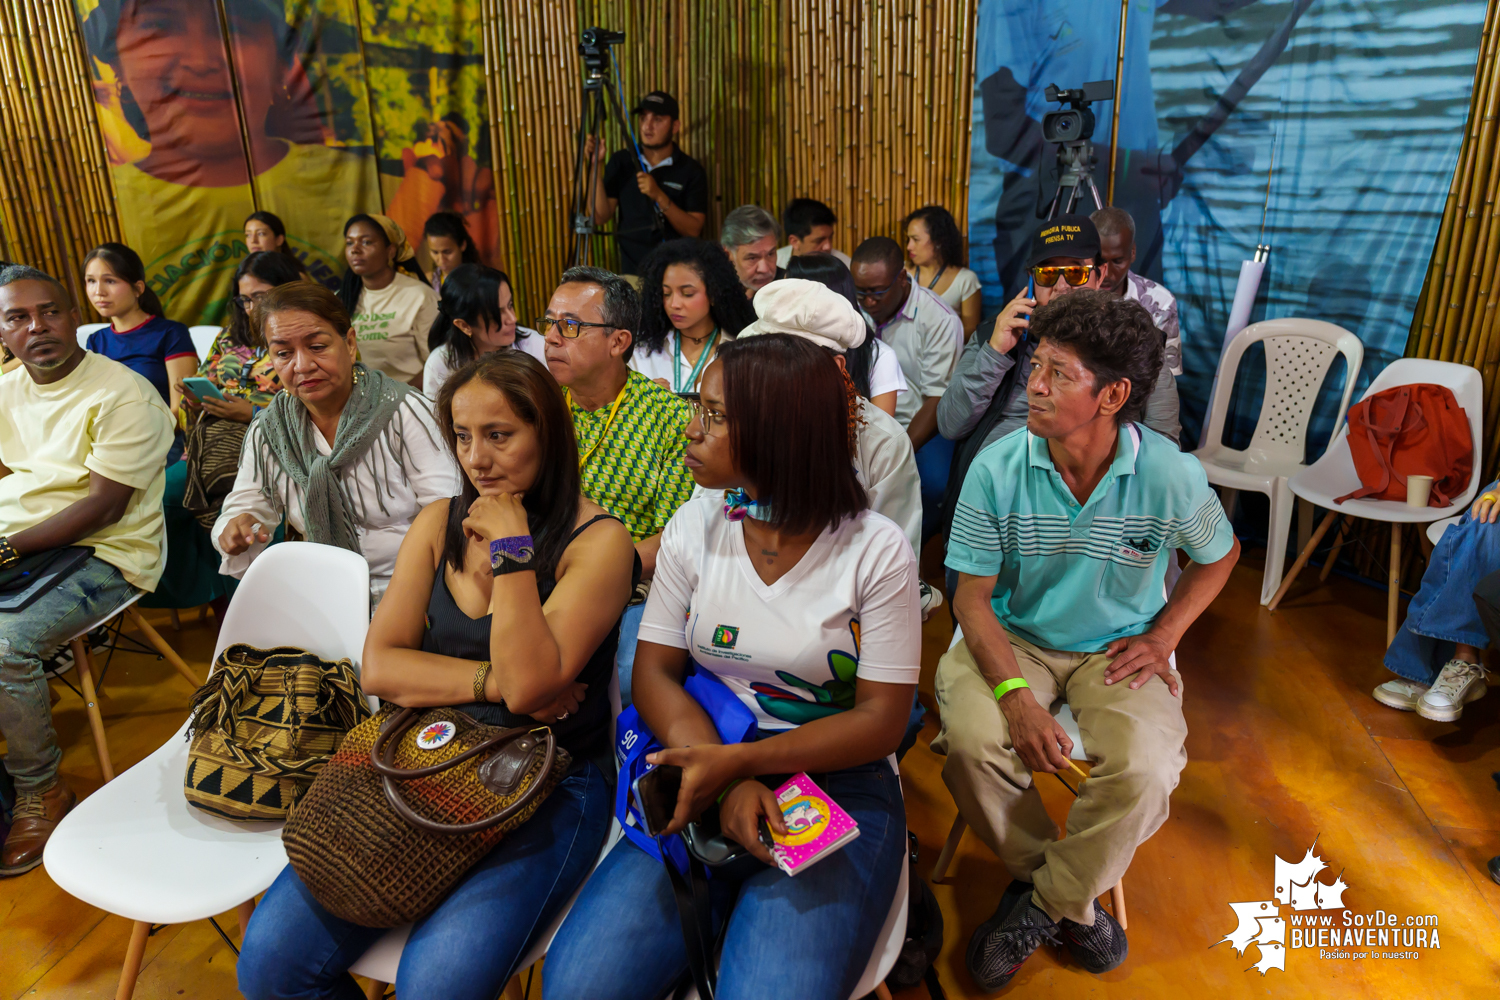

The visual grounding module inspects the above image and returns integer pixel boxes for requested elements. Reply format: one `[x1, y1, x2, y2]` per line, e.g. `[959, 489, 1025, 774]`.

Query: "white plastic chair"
[188, 325, 222, 362]
[76, 322, 107, 350]
[1191, 318, 1363, 605]
[1268, 359, 1484, 644]
[44, 542, 370, 1000]
[928, 627, 1133, 930]
[1428, 514, 1463, 546]
[350, 669, 624, 996]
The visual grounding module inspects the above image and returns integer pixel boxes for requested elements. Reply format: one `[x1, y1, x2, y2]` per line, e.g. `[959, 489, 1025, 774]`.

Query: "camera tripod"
[567, 33, 656, 269]
[1040, 138, 1105, 221]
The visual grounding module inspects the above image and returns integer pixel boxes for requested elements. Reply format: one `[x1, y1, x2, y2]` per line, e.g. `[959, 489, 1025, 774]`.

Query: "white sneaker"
[919, 580, 943, 622]
[1372, 678, 1428, 711]
[1416, 660, 1488, 722]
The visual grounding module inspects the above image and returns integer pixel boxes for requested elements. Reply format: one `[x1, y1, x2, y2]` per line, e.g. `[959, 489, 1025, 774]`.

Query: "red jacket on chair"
[1335, 383, 1472, 507]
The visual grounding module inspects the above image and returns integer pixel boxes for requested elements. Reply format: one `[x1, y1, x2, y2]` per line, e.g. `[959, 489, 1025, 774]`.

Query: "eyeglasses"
[234, 292, 268, 311]
[1030, 265, 1095, 288]
[682, 392, 728, 433]
[536, 316, 615, 339]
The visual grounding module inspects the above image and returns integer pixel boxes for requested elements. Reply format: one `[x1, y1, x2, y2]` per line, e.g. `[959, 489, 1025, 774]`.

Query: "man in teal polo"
[934, 289, 1238, 989]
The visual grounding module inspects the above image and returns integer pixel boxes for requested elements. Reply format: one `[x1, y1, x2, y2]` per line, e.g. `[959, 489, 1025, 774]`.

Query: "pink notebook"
[769, 773, 860, 876]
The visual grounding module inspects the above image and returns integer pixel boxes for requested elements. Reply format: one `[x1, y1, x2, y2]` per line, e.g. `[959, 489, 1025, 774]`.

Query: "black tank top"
[420, 501, 628, 766]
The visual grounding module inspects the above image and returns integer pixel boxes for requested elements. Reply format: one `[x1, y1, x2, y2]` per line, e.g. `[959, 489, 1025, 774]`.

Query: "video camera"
[1041, 80, 1114, 145]
[579, 26, 625, 74]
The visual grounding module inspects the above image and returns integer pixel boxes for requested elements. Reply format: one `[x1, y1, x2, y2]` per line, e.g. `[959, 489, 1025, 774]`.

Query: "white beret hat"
[739, 278, 868, 353]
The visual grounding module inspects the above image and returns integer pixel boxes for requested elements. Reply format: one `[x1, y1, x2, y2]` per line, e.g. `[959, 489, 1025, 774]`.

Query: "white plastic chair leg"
[931, 814, 967, 884]
[1260, 477, 1295, 605]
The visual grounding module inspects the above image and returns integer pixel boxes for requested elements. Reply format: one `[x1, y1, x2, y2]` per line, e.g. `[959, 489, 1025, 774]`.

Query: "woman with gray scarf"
[213, 282, 460, 604]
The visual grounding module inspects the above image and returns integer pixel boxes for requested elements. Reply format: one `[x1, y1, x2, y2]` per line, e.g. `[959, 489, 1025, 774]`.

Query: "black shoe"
[1059, 898, 1129, 974]
[1488, 856, 1500, 886]
[965, 889, 1060, 992]
[995, 878, 1034, 924]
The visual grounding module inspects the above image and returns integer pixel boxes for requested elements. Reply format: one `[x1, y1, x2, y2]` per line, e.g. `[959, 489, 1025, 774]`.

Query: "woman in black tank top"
[237, 352, 637, 1000]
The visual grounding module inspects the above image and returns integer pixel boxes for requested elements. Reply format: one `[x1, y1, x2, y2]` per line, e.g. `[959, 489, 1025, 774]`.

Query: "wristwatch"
[0, 535, 19, 568]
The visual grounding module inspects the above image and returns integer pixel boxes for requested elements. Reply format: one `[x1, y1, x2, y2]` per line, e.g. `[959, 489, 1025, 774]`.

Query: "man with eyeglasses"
[852, 237, 963, 542]
[542, 266, 695, 704]
[936, 215, 1182, 548]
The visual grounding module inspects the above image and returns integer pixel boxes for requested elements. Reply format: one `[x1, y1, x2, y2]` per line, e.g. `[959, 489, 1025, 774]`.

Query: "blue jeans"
[915, 434, 955, 542]
[1385, 496, 1498, 685]
[542, 759, 906, 1000]
[238, 762, 612, 1000]
[0, 556, 135, 793]
[616, 601, 646, 706]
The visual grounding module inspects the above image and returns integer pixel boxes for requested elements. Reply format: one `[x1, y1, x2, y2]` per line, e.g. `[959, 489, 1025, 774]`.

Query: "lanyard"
[926, 265, 946, 290]
[672, 328, 719, 393]
[567, 382, 629, 471]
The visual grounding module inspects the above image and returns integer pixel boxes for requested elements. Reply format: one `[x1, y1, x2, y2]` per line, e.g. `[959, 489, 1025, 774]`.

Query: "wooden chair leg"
[168, 608, 180, 631]
[125, 607, 201, 688]
[115, 920, 150, 1000]
[1267, 510, 1339, 612]
[1111, 879, 1128, 931]
[1388, 524, 1403, 646]
[1319, 516, 1349, 583]
[71, 639, 115, 782]
[931, 815, 967, 884]
[237, 897, 257, 939]
[361, 980, 387, 1000]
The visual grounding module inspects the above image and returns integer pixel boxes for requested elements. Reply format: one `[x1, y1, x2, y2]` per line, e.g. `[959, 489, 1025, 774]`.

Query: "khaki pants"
[931, 632, 1187, 926]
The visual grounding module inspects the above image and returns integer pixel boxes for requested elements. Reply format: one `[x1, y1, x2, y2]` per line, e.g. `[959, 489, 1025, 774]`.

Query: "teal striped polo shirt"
[946, 423, 1234, 652]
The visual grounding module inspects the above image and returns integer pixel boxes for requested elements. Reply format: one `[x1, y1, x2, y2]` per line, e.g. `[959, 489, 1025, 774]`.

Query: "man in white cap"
[734, 278, 924, 572]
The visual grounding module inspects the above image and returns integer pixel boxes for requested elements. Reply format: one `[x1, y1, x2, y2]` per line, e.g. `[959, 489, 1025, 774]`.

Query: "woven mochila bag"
[183, 643, 371, 821]
[282, 703, 570, 928]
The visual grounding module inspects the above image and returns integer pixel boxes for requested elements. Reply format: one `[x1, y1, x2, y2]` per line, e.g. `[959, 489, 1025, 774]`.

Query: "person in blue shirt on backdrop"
[934, 289, 1238, 990]
[83, 242, 197, 416]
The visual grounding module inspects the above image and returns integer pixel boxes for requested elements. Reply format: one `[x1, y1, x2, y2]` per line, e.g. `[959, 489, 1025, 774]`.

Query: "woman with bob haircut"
[423, 263, 544, 397]
[631, 238, 756, 392]
[238, 350, 636, 1000]
[211, 282, 459, 604]
[544, 334, 920, 1000]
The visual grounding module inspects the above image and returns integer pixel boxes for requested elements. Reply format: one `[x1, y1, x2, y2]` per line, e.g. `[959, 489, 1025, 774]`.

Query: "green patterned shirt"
[571, 371, 695, 541]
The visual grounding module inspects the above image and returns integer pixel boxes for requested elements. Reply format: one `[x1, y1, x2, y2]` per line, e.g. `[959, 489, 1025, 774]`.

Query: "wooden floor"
[4, 550, 1500, 999]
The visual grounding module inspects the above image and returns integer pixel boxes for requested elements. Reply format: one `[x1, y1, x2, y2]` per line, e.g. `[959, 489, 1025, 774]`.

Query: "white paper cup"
[1406, 474, 1434, 508]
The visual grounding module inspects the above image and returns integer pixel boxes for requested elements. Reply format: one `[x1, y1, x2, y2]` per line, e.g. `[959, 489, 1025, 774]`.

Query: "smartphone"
[633, 763, 683, 837]
[182, 376, 224, 401]
[1027, 274, 1035, 300]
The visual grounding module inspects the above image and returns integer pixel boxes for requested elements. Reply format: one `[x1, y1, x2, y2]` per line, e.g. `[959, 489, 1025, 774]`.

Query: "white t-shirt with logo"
[638, 496, 921, 730]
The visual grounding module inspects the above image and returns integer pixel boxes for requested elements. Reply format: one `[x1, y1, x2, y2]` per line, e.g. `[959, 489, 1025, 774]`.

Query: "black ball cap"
[1028, 214, 1101, 268]
[632, 91, 680, 119]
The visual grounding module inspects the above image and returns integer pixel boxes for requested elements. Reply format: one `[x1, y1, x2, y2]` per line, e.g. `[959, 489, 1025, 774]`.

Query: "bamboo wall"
[1408, 0, 1500, 479]
[481, 0, 978, 322]
[0, 0, 119, 311]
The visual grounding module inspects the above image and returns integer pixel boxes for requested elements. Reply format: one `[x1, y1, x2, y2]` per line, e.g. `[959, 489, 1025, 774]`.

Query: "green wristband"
[993, 678, 1030, 700]
[716, 778, 745, 805]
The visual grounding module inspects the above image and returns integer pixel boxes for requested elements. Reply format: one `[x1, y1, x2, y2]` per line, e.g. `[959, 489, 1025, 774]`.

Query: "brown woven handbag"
[282, 703, 571, 927]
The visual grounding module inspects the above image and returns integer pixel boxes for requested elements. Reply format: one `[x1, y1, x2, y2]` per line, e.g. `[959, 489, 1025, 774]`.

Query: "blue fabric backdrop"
[968, 0, 1485, 453]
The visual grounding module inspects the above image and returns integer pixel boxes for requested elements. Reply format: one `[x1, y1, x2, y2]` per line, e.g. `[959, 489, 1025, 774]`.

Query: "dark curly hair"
[904, 205, 966, 268]
[1030, 289, 1162, 425]
[636, 238, 756, 357]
